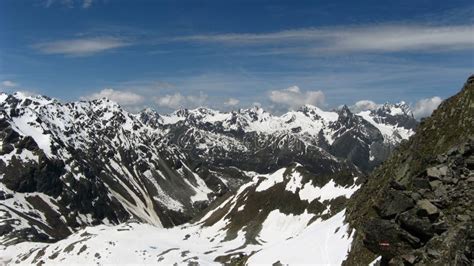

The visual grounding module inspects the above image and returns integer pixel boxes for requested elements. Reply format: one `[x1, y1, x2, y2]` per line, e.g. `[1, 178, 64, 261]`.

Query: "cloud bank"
[269, 86, 325, 110]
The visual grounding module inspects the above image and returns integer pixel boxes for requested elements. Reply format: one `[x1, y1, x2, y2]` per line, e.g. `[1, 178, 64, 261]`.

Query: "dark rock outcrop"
[345, 75, 474, 265]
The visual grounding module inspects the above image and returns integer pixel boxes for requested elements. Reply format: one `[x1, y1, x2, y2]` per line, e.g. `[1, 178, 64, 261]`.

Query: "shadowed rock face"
[345, 75, 474, 265]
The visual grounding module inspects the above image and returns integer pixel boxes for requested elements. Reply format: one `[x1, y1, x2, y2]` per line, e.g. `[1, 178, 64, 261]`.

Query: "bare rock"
[429, 180, 442, 190]
[376, 190, 415, 218]
[398, 209, 435, 241]
[362, 218, 421, 260]
[416, 200, 440, 221]
[427, 165, 448, 179]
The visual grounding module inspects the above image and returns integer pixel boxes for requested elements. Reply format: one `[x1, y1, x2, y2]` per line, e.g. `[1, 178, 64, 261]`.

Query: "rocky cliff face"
[345, 75, 474, 265]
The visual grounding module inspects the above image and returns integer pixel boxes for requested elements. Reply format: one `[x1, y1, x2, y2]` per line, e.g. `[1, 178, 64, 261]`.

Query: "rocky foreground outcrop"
[365, 141, 473, 264]
[345, 75, 474, 265]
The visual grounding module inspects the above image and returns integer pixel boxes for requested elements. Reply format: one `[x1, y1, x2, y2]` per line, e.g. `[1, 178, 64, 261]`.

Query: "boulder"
[436, 154, 447, 163]
[429, 180, 442, 190]
[363, 218, 421, 260]
[398, 209, 435, 241]
[433, 186, 448, 201]
[416, 200, 440, 221]
[412, 178, 431, 190]
[390, 180, 406, 190]
[376, 190, 415, 218]
[400, 253, 418, 265]
[466, 156, 474, 170]
[426, 165, 448, 179]
[426, 248, 441, 259]
[432, 220, 448, 234]
[456, 214, 470, 222]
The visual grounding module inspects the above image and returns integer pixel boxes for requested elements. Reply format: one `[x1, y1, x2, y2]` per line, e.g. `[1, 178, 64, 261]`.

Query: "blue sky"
[0, 0, 473, 116]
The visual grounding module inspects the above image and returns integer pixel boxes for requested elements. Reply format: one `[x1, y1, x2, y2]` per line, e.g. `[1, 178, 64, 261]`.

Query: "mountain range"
[1, 76, 471, 265]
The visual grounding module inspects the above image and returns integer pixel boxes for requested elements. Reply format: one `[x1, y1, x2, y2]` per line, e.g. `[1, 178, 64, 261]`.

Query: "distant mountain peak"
[378, 101, 413, 117]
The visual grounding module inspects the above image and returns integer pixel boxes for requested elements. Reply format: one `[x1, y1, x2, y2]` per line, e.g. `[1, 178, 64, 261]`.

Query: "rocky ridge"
[345, 75, 474, 265]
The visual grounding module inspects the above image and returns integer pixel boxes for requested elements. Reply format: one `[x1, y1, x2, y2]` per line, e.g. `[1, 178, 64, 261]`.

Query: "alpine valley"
[0, 76, 472, 265]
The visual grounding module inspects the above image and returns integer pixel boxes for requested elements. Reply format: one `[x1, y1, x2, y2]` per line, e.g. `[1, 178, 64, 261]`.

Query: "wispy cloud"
[2, 80, 18, 88]
[33, 37, 130, 56]
[44, 0, 96, 9]
[172, 24, 474, 54]
[82, 88, 145, 106]
[154, 92, 208, 109]
[224, 98, 240, 107]
[82, 0, 93, 8]
[44, 0, 72, 8]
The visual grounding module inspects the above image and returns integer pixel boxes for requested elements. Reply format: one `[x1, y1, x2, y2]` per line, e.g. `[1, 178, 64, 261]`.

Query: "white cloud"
[224, 98, 240, 106]
[155, 93, 185, 109]
[82, 88, 145, 106]
[44, 0, 72, 8]
[82, 0, 93, 8]
[12, 90, 38, 97]
[44, 0, 95, 9]
[269, 86, 325, 109]
[173, 24, 474, 53]
[34, 37, 130, 56]
[155, 92, 208, 109]
[412, 96, 443, 119]
[350, 100, 381, 113]
[2, 80, 18, 87]
[285, 85, 300, 93]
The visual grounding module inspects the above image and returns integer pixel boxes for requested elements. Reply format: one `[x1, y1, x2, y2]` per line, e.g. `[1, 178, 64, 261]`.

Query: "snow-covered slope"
[3, 164, 359, 264]
[0, 92, 225, 244]
[356, 102, 416, 145]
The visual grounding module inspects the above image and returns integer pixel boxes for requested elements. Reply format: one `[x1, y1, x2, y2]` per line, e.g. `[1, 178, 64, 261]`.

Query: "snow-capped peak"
[294, 104, 339, 122]
[378, 101, 413, 117]
[7, 91, 56, 107]
[356, 101, 416, 145]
